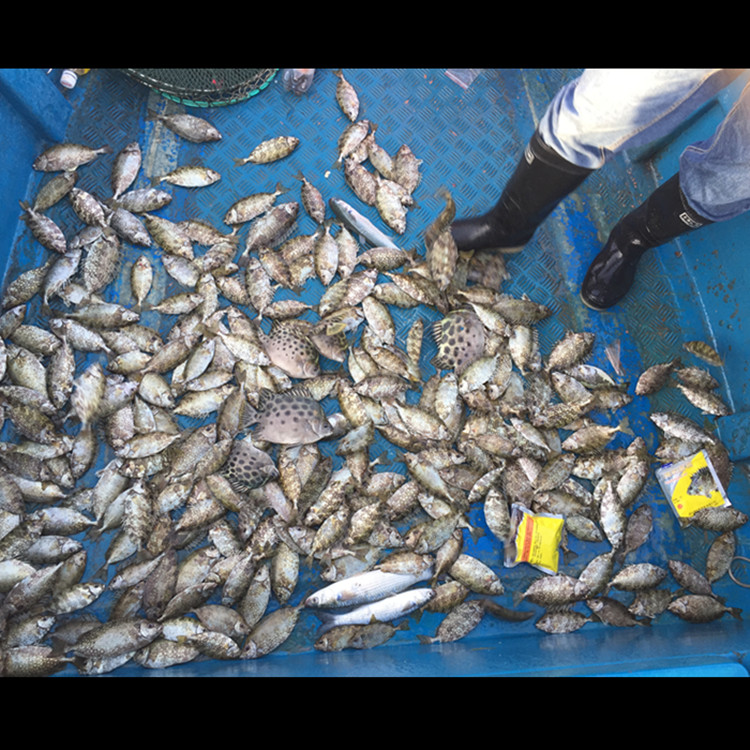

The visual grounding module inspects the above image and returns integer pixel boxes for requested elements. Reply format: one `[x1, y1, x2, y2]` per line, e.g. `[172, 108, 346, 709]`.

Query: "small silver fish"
[223, 183, 287, 226]
[153, 165, 221, 188]
[650, 411, 717, 446]
[234, 136, 300, 166]
[667, 594, 741, 623]
[329, 197, 401, 250]
[19, 202, 67, 254]
[675, 383, 731, 416]
[334, 69, 360, 122]
[111, 141, 141, 200]
[110, 187, 172, 213]
[608, 563, 668, 592]
[546, 331, 595, 372]
[634, 358, 681, 396]
[150, 110, 221, 142]
[418, 600, 485, 644]
[33, 142, 112, 172]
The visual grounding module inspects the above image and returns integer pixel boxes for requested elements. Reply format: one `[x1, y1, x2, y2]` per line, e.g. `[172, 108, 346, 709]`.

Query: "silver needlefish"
[328, 198, 401, 251]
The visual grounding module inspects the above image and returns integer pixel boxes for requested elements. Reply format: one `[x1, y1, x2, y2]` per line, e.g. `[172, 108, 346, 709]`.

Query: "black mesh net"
[120, 68, 278, 107]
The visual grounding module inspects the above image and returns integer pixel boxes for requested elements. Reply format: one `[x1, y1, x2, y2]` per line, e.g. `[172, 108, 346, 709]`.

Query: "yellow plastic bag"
[504, 503, 564, 575]
[655, 450, 730, 523]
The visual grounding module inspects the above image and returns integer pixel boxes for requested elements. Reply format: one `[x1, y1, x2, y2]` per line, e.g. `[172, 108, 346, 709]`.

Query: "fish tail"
[91, 563, 109, 583]
[237, 249, 251, 268]
[730, 606, 743, 621]
[617, 415, 634, 437]
[240, 405, 260, 432]
[416, 634, 435, 646]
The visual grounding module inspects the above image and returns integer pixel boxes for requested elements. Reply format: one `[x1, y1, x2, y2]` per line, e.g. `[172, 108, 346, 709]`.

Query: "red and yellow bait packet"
[504, 503, 565, 575]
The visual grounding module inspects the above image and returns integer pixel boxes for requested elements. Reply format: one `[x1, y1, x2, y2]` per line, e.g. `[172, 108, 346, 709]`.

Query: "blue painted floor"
[4, 68, 750, 676]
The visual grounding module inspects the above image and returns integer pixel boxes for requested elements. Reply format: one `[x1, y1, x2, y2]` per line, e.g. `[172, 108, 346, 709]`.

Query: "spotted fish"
[222, 437, 279, 492]
[430, 309, 486, 373]
[253, 386, 335, 445]
[257, 321, 321, 379]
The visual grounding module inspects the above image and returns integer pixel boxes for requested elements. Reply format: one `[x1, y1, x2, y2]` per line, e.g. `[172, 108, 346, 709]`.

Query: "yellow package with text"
[655, 449, 730, 524]
[504, 503, 564, 575]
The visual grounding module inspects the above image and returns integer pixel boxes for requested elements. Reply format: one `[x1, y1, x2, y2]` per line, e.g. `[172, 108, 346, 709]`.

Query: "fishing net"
[120, 68, 278, 108]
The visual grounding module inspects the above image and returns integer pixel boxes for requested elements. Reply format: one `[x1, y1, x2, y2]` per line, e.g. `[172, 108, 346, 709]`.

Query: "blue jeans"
[537, 69, 750, 222]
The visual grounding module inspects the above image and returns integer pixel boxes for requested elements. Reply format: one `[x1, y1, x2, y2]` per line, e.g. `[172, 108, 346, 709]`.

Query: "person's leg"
[539, 68, 741, 169]
[679, 79, 750, 223]
[581, 77, 750, 310]
[451, 69, 742, 256]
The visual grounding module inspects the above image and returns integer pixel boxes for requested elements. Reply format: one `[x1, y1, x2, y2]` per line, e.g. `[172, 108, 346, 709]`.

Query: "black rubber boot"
[580, 174, 713, 311]
[450, 130, 594, 253]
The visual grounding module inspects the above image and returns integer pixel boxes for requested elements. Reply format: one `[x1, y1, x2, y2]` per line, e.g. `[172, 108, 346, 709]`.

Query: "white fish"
[329, 198, 401, 250]
[315, 587, 435, 633]
[304, 566, 433, 609]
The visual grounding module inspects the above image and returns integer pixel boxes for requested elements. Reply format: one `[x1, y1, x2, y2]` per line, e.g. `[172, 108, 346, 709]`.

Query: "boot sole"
[579, 290, 610, 312]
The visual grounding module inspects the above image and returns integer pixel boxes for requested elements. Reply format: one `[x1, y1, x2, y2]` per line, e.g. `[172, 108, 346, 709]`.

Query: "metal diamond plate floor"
[5, 68, 750, 676]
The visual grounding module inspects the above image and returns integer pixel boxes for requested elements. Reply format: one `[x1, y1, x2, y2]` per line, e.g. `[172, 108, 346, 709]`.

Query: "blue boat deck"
[1, 68, 749, 676]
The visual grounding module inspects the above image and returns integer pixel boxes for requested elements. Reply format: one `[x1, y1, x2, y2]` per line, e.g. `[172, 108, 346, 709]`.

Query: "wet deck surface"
[7, 69, 750, 676]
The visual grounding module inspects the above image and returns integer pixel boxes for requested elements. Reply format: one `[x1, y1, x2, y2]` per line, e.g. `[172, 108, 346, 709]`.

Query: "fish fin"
[285, 384, 313, 400]
[91, 563, 109, 583]
[466, 521, 485, 545]
[240, 403, 260, 431]
[617, 416, 634, 437]
[429, 318, 444, 342]
[430, 353, 450, 372]
[196, 318, 221, 339]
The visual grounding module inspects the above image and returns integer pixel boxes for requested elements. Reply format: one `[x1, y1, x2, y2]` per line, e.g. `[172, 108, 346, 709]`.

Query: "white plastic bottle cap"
[60, 70, 78, 89]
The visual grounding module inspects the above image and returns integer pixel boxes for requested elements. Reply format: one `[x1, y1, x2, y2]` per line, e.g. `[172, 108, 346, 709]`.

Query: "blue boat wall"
[0, 68, 748, 677]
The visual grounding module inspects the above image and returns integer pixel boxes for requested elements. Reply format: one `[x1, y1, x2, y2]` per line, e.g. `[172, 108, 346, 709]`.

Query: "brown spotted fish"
[253, 386, 335, 445]
[257, 321, 321, 379]
[222, 437, 279, 492]
[430, 309, 486, 374]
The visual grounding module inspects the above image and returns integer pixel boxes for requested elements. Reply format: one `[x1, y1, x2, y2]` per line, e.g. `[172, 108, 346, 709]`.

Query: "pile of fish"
[0, 70, 745, 675]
